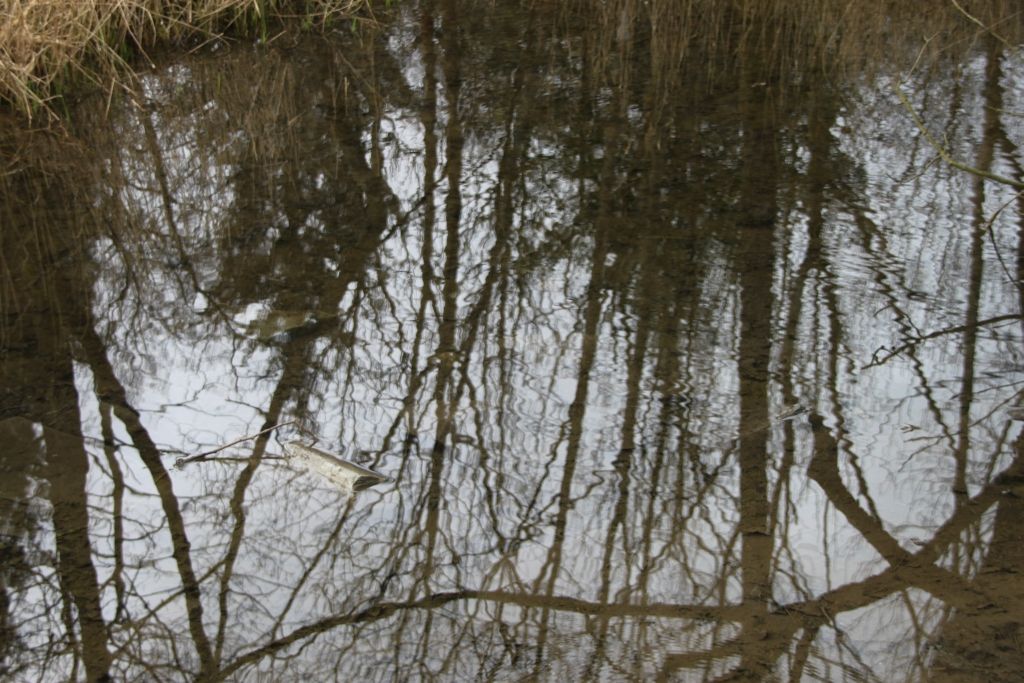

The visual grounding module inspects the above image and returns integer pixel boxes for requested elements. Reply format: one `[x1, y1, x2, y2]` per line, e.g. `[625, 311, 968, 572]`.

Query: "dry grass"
[0, 0, 370, 119]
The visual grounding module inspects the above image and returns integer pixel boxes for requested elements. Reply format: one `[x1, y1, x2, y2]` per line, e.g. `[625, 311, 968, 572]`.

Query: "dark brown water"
[2, 3, 1024, 681]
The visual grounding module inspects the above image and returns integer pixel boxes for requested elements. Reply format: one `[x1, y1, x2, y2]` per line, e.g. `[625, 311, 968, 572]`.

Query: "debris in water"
[284, 442, 388, 492]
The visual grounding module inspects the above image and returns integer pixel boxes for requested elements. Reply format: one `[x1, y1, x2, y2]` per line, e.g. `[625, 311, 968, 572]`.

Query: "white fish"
[284, 442, 388, 492]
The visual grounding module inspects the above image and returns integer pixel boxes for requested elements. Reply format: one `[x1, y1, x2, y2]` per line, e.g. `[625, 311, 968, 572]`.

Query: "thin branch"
[984, 189, 1024, 286]
[894, 86, 1024, 189]
[866, 313, 1022, 367]
[174, 420, 297, 468]
[950, 0, 1013, 48]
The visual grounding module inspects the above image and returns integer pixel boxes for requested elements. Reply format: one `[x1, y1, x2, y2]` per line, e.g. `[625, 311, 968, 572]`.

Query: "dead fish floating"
[284, 442, 388, 492]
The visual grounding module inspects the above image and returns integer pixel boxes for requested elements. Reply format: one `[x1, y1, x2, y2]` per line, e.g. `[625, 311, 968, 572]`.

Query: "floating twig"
[175, 420, 297, 468]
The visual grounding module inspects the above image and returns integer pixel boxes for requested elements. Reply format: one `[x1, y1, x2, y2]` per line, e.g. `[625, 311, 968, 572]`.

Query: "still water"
[2, 2, 1024, 681]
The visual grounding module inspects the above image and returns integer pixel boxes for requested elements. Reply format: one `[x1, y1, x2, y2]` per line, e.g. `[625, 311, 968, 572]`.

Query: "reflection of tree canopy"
[1, 0, 1023, 680]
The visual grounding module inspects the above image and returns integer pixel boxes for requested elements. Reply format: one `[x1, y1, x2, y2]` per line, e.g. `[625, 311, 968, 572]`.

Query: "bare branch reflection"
[1, 1, 1023, 681]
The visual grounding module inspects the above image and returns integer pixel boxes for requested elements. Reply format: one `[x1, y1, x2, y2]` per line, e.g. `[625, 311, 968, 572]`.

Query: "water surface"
[2, 3, 1024, 681]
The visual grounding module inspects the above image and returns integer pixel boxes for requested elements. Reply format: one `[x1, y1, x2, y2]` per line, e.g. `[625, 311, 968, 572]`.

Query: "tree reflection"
[1, 132, 113, 680]
[1, 1, 1023, 681]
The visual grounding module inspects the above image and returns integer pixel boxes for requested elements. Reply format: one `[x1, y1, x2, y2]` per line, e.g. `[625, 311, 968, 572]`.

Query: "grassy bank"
[0, 0, 369, 119]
